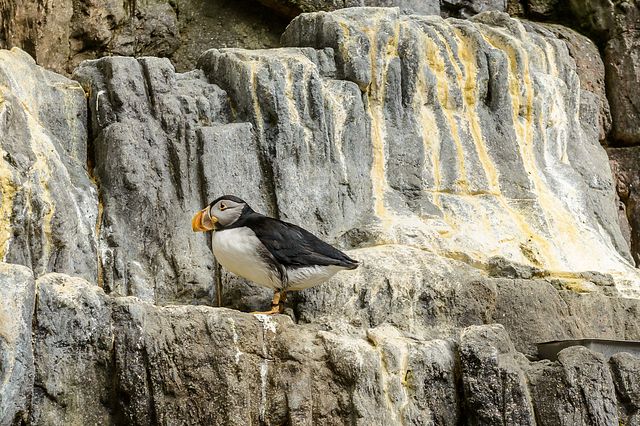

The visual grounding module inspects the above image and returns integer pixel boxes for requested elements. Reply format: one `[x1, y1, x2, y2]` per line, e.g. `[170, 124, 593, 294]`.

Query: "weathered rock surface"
[73, 56, 238, 303]
[280, 9, 637, 293]
[0, 263, 35, 426]
[31, 273, 113, 426]
[22, 276, 640, 425]
[295, 248, 640, 358]
[610, 352, 640, 423]
[440, 0, 507, 17]
[543, 23, 611, 143]
[257, 0, 439, 17]
[0, 0, 179, 75]
[528, 346, 619, 425]
[170, 0, 288, 71]
[459, 324, 536, 424]
[0, 0, 287, 75]
[523, 0, 558, 17]
[256, 0, 506, 18]
[67, 7, 640, 304]
[562, 0, 640, 146]
[0, 48, 98, 282]
[608, 147, 640, 265]
[2, 5, 640, 425]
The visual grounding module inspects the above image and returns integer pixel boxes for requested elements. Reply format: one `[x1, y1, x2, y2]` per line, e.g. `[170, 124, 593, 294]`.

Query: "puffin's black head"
[192, 195, 253, 232]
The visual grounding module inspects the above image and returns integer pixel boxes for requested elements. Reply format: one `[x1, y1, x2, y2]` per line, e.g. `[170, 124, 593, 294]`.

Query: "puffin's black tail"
[336, 252, 359, 270]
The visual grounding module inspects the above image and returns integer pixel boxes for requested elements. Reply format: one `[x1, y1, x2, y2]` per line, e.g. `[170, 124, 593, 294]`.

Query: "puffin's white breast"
[211, 227, 279, 289]
[286, 265, 346, 291]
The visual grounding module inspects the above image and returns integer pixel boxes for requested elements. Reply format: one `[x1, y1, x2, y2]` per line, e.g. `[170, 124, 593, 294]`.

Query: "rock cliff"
[1, 5, 640, 426]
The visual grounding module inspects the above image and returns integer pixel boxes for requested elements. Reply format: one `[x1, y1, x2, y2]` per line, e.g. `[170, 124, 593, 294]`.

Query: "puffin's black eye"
[220, 203, 227, 211]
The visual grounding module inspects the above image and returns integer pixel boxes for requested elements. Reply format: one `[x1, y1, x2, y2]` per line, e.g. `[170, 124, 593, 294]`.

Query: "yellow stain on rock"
[323, 82, 351, 183]
[0, 86, 17, 260]
[9, 90, 65, 272]
[361, 18, 400, 229]
[423, 34, 470, 194]
[0, 149, 17, 261]
[488, 30, 558, 267]
[451, 27, 501, 194]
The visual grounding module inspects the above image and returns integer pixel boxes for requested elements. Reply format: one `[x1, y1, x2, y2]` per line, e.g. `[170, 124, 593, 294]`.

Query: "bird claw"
[250, 305, 281, 315]
[250, 290, 286, 315]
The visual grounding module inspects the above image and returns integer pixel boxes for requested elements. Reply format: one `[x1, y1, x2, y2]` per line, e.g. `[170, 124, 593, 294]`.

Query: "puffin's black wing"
[243, 214, 359, 269]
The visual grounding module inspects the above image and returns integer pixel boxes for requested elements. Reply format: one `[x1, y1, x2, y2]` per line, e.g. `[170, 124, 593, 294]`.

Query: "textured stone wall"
[0, 263, 35, 425]
[0, 48, 97, 282]
[1, 4, 640, 425]
[21, 274, 640, 425]
[67, 9, 640, 304]
[0, 0, 287, 74]
[609, 147, 640, 265]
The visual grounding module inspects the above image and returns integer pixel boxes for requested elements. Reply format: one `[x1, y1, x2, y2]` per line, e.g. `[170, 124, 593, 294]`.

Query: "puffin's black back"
[232, 212, 358, 269]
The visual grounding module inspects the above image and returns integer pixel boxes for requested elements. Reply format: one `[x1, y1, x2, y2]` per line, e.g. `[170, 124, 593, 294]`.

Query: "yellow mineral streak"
[542, 38, 559, 77]
[323, 83, 350, 182]
[451, 27, 501, 194]
[410, 29, 442, 209]
[474, 29, 555, 267]
[284, 65, 301, 126]
[368, 330, 411, 424]
[423, 34, 469, 194]
[24, 112, 57, 270]
[478, 25, 595, 270]
[0, 86, 17, 261]
[419, 106, 442, 204]
[358, 17, 400, 229]
[0, 152, 17, 261]
[444, 27, 553, 266]
[284, 64, 315, 154]
[249, 61, 266, 137]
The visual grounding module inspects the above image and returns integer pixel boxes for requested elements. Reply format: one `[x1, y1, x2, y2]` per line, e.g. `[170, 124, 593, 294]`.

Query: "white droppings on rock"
[254, 314, 277, 334]
[259, 359, 268, 421]
[227, 317, 243, 364]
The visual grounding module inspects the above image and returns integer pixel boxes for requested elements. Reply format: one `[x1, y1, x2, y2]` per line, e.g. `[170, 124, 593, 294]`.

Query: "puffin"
[192, 195, 359, 314]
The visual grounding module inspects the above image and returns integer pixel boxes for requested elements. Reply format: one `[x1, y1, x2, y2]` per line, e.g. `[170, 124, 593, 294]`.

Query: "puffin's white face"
[192, 198, 246, 232]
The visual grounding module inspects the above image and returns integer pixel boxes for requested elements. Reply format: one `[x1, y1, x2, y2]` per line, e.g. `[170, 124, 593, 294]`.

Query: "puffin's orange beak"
[191, 208, 217, 232]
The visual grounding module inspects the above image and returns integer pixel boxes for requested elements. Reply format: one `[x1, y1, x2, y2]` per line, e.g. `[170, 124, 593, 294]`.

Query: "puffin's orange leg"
[251, 290, 281, 315]
[278, 291, 287, 314]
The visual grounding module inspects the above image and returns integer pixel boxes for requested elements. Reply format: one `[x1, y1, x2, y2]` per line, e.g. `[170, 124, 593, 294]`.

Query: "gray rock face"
[610, 352, 640, 422]
[31, 274, 113, 426]
[73, 57, 236, 304]
[255, 0, 506, 18]
[0, 263, 35, 426]
[291, 247, 640, 359]
[2, 6, 640, 425]
[608, 147, 640, 265]
[529, 346, 619, 426]
[0, 0, 290, 75]
[26, 275, 463, 425]
[604, 30, 640, 145]
[525, 0, 558, 17]
[281, 8, 637, 294]
[543, 23, 611, 143]
[0, 0, 179, 75]
[440, 0, 507, 17]
[564, 0, 640, 145]
[0, 48, 98, 283]
[24, 276, 640, 425]
[459, 324, 536, 425]
[70, 7, 640, 304]
[197, 46, 373, 239]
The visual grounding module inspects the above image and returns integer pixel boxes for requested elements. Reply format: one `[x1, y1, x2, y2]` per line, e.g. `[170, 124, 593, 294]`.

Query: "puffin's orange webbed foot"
[251, 290, 285, 315]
